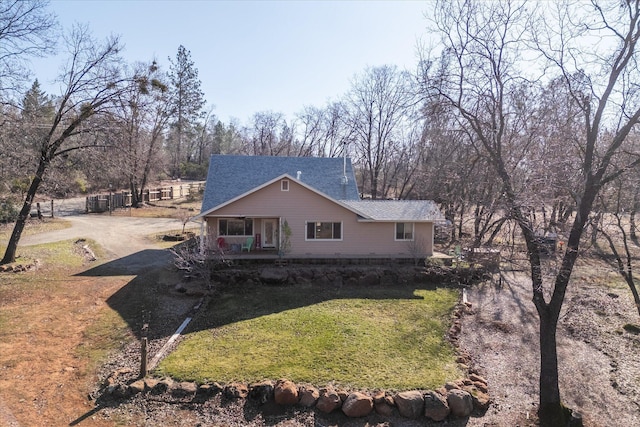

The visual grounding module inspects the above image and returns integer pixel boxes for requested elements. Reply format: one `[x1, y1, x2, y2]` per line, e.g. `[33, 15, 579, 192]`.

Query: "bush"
[0, 198, 19, 223]
[179, 161, 208, 180]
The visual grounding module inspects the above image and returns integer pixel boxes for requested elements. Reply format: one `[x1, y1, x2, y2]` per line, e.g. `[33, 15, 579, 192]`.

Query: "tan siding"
[204, 179, 434, 256]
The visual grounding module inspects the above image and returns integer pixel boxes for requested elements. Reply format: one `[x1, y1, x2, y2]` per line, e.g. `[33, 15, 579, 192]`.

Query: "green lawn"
[157, 283, 462, 390]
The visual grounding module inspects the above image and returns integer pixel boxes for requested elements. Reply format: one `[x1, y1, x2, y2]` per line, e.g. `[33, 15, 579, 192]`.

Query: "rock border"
[101, 297, 490, 423]
[102, 373, 490, 422]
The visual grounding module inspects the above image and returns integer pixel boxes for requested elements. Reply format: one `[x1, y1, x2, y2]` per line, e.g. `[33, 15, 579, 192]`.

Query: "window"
[306, 221, 342, 240]
[395, 222, 414, 241]
[219, 218, 253, 236]
[281, 180, 289, 191]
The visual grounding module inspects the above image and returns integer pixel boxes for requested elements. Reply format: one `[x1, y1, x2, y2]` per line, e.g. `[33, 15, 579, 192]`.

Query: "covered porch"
[205, 215, 283, 254]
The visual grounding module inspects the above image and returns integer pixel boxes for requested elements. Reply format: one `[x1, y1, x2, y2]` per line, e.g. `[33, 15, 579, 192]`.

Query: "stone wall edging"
[102, 295, 490, 423]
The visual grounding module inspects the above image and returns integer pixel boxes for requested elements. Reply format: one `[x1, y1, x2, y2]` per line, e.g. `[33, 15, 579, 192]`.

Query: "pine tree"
[168, 45, 205, 177]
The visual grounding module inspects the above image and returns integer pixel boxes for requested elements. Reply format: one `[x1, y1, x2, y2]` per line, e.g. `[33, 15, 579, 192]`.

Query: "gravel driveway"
[20, 215, 188, 263]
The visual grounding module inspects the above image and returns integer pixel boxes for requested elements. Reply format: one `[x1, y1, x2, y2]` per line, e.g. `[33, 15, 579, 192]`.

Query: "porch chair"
[241, 236, 254, 252]
[216, 237, 226, 251]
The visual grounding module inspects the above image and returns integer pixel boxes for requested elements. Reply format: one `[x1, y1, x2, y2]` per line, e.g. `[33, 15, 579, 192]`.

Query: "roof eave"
[197, 173, 374, 220]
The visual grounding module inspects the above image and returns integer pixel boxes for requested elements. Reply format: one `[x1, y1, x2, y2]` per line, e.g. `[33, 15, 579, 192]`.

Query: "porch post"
[199, 221, 205, 255]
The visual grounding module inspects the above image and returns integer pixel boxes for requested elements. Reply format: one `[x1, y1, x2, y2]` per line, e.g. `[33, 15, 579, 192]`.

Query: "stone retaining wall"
[104, 373, 490, 422]
[208, 264, 488, 289]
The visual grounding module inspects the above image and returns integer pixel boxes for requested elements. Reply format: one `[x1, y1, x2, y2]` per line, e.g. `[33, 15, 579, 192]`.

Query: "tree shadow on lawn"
[189, 279, 429, 333]
[75, 248, 441, 342]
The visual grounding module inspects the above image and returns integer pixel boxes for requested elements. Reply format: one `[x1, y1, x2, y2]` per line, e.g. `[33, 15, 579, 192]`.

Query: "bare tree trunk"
[599, 213, 640, 317]
[1, 159, 47, 264]
[538, 309, 568, 425]
[458, 203, 465, 238]
[484, 217, 507, 247]
[630, 192, 638, 242]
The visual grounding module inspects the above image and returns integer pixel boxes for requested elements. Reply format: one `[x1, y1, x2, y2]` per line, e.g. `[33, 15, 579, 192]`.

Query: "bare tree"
[1, 25, 131, 264]
[344, 65, 415, 199]
[319, 101, 354, 158]
[241, 111, 294, 156]
[294, 105, 327, 157]
[423, 1, 640, 424]
[194, 105, 217, 165]
[110, 60, 171, 207]
[0, 0, 56, 95]
[594, 177, 640, 317]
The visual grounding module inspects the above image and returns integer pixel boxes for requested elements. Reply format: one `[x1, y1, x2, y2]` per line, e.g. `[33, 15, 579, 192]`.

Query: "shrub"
[0, 198, 19, 223]
[179, 161, 208, 180]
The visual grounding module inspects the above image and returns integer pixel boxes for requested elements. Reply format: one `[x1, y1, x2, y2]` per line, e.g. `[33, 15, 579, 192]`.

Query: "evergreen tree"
[168, 45, 205, 177]
[22, 79, 54, 122]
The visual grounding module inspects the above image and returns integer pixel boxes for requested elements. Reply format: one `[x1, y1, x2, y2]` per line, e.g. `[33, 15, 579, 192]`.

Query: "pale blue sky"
[33, 1, 432, 124]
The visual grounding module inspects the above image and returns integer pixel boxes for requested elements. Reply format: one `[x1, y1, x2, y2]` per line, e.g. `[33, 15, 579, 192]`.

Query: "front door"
[262, 219, 278, 248]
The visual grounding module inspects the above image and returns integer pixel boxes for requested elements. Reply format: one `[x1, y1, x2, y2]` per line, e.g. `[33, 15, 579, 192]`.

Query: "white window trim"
[305, 221, 343, 241]
[395, 222, 415, 241]
[281, 179, 289, 191]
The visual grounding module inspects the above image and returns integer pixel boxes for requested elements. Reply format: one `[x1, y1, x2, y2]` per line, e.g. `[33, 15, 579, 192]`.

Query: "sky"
[31, 0, 433, 125]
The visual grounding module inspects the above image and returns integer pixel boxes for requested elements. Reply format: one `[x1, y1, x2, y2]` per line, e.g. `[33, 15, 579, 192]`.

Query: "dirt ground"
[458, 262, 640, 426]
[0, 215, 187, 427]
[2, 213, 640, 426]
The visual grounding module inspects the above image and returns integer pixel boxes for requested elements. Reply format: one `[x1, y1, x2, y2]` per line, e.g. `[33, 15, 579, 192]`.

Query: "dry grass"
[0, 239, 132, 426]
[0, 218, 70, 245]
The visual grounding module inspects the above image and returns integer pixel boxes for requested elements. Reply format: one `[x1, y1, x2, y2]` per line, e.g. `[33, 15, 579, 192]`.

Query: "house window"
[281, 180, 289, 191]
[395, 222, 414, 241]
[219, 218, 253, 236]
[306, 221, 342, 240]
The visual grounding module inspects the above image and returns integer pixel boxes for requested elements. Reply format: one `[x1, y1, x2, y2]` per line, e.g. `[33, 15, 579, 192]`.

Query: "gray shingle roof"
[341, 200, 444, 221]
[200, 155, 360, 213]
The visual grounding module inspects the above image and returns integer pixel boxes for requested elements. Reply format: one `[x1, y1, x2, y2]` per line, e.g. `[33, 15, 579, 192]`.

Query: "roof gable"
[200, 155, 360, 214]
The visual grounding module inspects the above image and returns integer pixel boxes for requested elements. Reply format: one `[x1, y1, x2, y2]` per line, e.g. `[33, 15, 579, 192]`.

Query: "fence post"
[51, 200, 54, 218]
[139, 313, 149, 378]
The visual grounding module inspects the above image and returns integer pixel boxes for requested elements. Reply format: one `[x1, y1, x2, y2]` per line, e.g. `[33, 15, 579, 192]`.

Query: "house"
[195, 155, 444, 261]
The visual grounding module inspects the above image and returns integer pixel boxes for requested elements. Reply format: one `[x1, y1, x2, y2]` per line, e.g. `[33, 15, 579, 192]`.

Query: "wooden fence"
[463, 247, 501, 271]
[86, 182, 205, 213]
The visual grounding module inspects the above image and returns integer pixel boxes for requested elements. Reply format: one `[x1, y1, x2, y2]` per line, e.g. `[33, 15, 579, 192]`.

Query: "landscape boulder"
[128, 379, 146, 395]
[359, 271, 380, 287]
[197, 382, 222, 396]
[342, 392, 373, 418]
[259, 268, 288, 284]
[316, 387, 342, 413]
[394, 390, 424, 419]
[151, 377, 174, 395]
[249, 380, 274, 404]
[224, 382, 249, 399]
[373, 391, 394, 416]
[447, 388, 474, 417]
[274, 379, 298, 405]
[469, 373, 489, 393]
[424, 390, 450, 421]
[298, 384, 320, 407]
[110, 383, 130, 399]
[463, 385, 491, 411]
[171, 381, 198, 397]
[143, 377, 160, 391]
